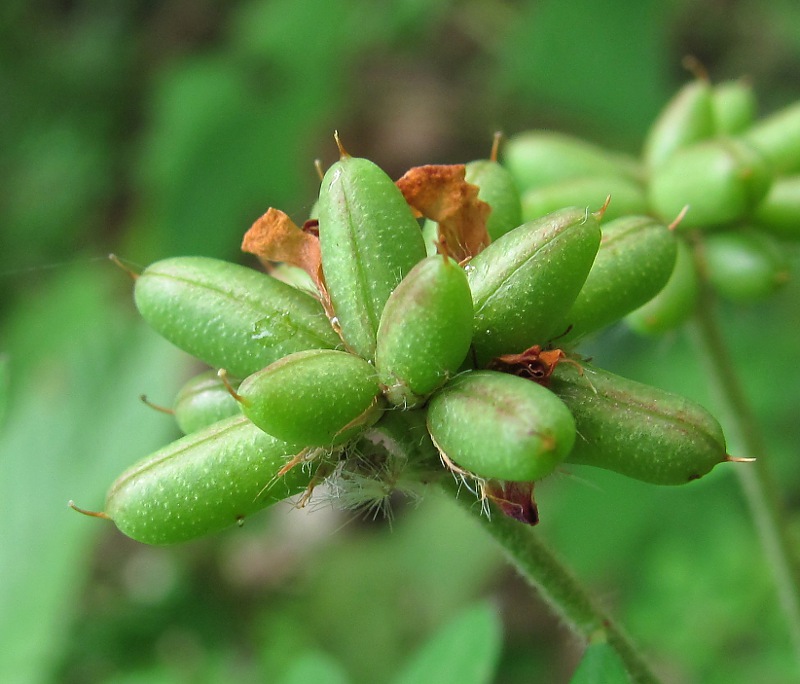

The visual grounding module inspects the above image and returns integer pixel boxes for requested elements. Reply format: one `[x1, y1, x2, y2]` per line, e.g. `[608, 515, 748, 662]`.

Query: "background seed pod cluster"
[5, 3, 800, 684]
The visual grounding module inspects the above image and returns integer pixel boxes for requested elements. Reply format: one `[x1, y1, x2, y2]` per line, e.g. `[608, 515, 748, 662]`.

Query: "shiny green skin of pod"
[550, 363, 727, 485]
[503, 131, 641, 193]
[317, 156, 427, 360]
[465, 159, 523, 240]
[753, 176, 800, 240]
[643, 79, 714, 170]
[376, 255, 473, 408]
[703, 229, 790, 302]
[521, 174, 648, 224]
[648, 138, 772, 230]
[238, 349, 383, 447]
[712, 80, 757, 136]
[426, 371, 576, 482]
[742, 101, 800, 175]
[174, 370, 241, 435]
[557, 216, 677, 344]
[625, 238, 698, 335]
[467, 207, 601, 364]
[134, 257, 340, 379]
[105, 416, 312, 545]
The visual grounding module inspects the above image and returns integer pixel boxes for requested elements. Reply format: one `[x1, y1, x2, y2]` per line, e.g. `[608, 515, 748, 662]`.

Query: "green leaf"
[391, 602, 502, 684]
[569, 641, 631, 684]
[278, 651, 352, 684]
[0, 265, 188, 684]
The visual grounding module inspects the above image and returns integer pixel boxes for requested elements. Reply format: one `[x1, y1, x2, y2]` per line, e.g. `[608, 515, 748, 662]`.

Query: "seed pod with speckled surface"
[134, 256, 340, 379]
[104, 416, 313, 545]
[550, 362, 728, 485]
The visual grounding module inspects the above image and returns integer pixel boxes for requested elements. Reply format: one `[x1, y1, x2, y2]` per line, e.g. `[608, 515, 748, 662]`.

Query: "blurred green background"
[2, 1, 800, 682]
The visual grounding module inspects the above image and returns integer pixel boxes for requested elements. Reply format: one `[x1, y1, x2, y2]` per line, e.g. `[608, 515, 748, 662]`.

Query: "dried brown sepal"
[482, 480, 539, 525]
[487, 344, 571, 387]
[396, 164, 491, 261]
[241, 208, 334, 320]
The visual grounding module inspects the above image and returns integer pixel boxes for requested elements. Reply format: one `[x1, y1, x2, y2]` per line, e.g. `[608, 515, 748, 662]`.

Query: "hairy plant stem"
[442, 481, 663, 684]
[688, 240, 800, 663]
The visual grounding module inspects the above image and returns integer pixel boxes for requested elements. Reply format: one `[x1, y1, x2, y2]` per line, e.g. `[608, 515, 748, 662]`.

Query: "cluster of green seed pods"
[78, 89, 799, 544]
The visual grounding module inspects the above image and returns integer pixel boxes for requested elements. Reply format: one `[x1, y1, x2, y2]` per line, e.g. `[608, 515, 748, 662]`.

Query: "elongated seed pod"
[643, 79, 715, 169]
[105, 416, 313, 545]
[134, 257, 340, 378]
[503, 131, 641, 193]
[317, 153, 427, 360]
[648, 138, 772, 229]
[426, 371, 576, 482]
[467, 207, 601, 364]
[753, 176, 800, 240]
[557, 216, 677, 344]
[712, 80, 757, 136]
[464, 159, 523, 240]
[237, 349, 383, 446]
[703, 229, 790, 302]
[742, 101, 800, 175]
[550, 363, 727, 484]
[625, 238, 698, 335]
[376, 255, 473, 408]
[521, 175, 648, 223]
[174, 370, 241, 434]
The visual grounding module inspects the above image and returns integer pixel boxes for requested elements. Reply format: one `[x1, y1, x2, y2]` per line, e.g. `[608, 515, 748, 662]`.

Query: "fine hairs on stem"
[441, 479, 664, 684]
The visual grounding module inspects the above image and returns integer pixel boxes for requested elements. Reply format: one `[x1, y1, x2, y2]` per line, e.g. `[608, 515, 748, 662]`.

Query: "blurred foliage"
[2, 0, 800, 683]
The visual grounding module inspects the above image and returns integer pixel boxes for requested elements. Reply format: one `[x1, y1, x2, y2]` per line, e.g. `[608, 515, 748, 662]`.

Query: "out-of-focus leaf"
[494, 0, 669, 142]
[0, 265, 188, 684]
[278, 651, 351, 684]
[568, 641, 631, 684]
[391, 601, 502, 684]
[0, 354, 8, 429]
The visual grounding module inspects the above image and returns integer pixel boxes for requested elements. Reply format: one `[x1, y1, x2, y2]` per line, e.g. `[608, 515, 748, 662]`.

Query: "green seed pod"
[742, 101, 800, 174]
[104, 416, 313, 545]
[753, 175, 800, 240]
[467, 207, 601, 364]
[134, 257, 340, 379]
[376, 255, 473, 408]
[173, 370, 241, 434]
[712, 79, 757, 136]
[703, 229, 790, 302]
[503, 131, 641, 193]
[521, 175, 648, 223]
[557, 216, 678, 344]
[422, 218, 440, 257]
[643, 79, 715, 169]
[648, 138, 772, 229]
[550, 362, 727, 485]
[237, 349, 383, 446]
[317, 151, 427, 360]
[426, 371, 576, 482]
[464, 159, 523, 240]
[625, 238, 698, 335]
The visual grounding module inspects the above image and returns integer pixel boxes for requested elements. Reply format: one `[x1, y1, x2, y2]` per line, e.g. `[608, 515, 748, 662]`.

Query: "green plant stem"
[688, 269, 800, 663]
[444, 482, 663, 684]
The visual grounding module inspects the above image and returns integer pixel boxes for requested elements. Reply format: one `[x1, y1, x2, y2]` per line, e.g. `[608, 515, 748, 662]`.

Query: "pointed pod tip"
[108, 254, 139, 281]
[490, 131, 503, 162]
[592, 195, 612, 220]
[668, 205, 690, 231]
[681, 55, 710, 83]
[218, 369, 246, 405]
[726, 454, 757, 463]
[333, 130, 350, 159]
[313, 158, 324, 181]
[68, 500, 111, 520]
